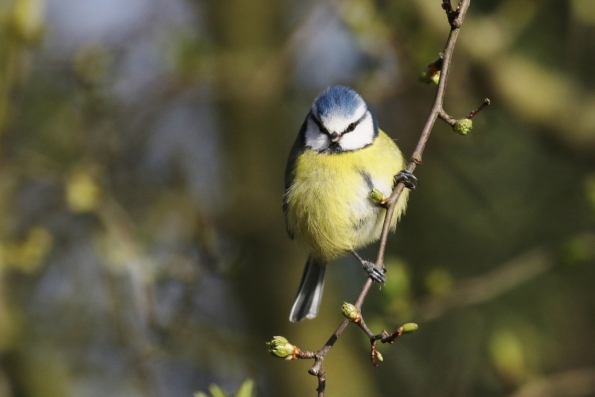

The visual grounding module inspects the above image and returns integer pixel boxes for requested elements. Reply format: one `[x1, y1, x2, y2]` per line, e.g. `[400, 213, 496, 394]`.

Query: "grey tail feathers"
[289, 257, 326, 322]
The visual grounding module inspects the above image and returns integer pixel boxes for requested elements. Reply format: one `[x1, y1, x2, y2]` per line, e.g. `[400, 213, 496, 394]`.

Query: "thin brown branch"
[286, 2, 477, 395]
[439, 109, 457, 126]
[442, 0, 462, 28]
[467, 98, 491, 119]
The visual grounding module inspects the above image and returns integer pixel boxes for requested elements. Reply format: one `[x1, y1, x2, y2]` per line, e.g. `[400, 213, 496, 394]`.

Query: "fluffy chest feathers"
[285, 131, 407, 261]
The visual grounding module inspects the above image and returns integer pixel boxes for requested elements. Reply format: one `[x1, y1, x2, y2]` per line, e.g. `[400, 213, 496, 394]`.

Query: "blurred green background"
[0, 0, 594, 396]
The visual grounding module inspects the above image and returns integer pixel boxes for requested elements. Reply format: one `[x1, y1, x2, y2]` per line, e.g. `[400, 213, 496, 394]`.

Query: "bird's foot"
[394, 170, 418, 190]
[362, 260, 386, 284]
[350, 249, 386, 284]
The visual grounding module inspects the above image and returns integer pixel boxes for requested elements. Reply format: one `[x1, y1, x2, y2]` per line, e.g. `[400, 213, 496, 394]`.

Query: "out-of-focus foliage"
[195, 379, 255, 397]
[0, 0, 594, 396]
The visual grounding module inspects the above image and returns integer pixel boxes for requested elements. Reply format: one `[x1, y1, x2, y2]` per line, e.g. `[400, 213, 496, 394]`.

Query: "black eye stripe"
[310, 114, 330, 136]
[342, 111, 368, 134]
[309, 110, 368, 136]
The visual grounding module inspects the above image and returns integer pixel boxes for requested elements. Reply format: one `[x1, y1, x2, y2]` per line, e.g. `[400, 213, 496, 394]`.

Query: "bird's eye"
[346, 123, 356, 133]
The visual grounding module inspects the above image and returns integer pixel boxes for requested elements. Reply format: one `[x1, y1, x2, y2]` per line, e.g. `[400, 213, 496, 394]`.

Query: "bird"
[284, 85, 415, 322]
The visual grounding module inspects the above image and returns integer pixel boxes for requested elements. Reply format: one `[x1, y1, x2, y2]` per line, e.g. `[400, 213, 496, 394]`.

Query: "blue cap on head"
[312, 86, 366, 121]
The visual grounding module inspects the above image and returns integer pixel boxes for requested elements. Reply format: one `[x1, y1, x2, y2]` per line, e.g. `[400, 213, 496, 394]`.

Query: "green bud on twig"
[418, 56, 443, 85]
[266, 336, 297, 360]
[369, 188, 386, 204]
[453, 119, 473, 135]
[418, 69, 440, 85]
[341, 302, 361, 322]
[401, 323, 419, 334]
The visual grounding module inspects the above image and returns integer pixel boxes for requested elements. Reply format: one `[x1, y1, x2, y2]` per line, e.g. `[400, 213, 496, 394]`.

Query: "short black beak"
[330, 132, 340, 143]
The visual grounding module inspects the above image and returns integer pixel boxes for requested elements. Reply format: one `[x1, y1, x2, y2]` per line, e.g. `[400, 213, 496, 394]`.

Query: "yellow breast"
[285, 130, 408, 262]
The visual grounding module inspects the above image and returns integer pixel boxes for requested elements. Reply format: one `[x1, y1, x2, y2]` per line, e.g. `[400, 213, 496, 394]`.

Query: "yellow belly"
[286, 130, 408, 262]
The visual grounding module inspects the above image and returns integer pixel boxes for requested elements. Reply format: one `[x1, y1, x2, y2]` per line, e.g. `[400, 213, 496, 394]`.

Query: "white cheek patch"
[304, 118, 331, 151]
[337, 113, 375, 151]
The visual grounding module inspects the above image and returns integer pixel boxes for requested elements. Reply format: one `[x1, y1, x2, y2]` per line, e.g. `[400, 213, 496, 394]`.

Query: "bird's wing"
[283, 115, 309, 239]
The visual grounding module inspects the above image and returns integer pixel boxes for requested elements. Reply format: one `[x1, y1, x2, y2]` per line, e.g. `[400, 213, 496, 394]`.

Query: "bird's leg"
[350, 249, 386, 284]
[394, 170, 418, 190]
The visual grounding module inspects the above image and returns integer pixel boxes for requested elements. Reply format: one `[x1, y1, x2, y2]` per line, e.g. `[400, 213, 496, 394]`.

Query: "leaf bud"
[453, 118, 473, 135]
[266, 336, 296, 360]
[401, 323, 419, 334]
[418, 69, 440, 85]
[341, 302, 361, 322]
[369, 188, 386, 204]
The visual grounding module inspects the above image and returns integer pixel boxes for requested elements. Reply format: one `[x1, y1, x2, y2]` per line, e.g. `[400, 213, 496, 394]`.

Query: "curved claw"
[362, 261, 386, 284]
[350, 249, 387, 284]
[394, 170, 418, 190]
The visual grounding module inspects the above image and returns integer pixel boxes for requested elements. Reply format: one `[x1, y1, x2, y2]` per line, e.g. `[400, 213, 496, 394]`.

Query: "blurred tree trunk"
[206, 0, 289, 309]
[207, 2, 382, 396]
[206, 0, 297, 395]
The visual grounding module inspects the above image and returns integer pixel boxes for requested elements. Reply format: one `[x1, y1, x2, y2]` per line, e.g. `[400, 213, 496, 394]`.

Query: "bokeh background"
[0, 0, 594, 396]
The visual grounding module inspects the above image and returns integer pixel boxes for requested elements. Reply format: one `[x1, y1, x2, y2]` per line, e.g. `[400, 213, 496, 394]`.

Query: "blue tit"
[284, 85, 412, 322]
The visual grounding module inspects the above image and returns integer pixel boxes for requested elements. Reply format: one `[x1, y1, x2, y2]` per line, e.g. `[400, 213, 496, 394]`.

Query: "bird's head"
[305, 86, 377, 153]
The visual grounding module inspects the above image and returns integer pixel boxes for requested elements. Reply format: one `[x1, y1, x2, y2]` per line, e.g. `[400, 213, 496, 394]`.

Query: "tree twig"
[316, 0, 473, 393]
[310, 1, 473, 394]
[271, 2, 486, 395]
